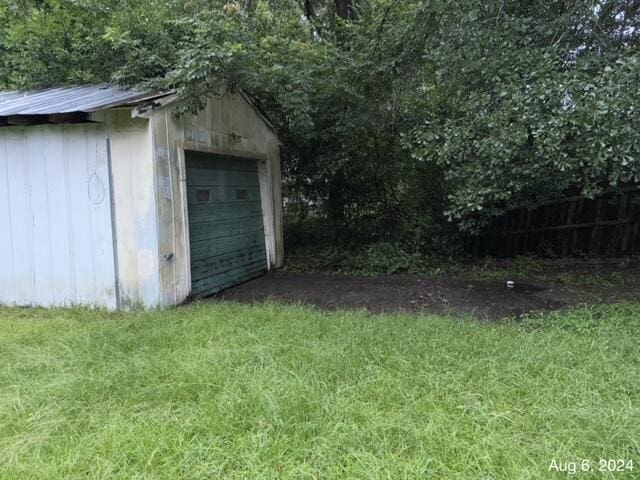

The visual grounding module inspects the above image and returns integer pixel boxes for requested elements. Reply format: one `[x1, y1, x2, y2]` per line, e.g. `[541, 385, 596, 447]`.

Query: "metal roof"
[0, 84, 171, 116]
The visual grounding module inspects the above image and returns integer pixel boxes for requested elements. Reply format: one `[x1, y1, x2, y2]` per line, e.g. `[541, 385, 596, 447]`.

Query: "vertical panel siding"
[26, 128, 55, 305]
[5, 129, 36, 305]
[0, 125, 117, 308]
[43, 128, 74, 304]
[106, 113, 160, 308]
[0, 132, 17, 305]
[150, 111, 191, 306]
[152, 115, 181, 307]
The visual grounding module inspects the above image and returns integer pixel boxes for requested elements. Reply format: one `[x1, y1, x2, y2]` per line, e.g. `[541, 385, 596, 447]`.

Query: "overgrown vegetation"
[1, 302, 639, 479]
[283, 219, 640, 286]
[1, 0, 638, 249]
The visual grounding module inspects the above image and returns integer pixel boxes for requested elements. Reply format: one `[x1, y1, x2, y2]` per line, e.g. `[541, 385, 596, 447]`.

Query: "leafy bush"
[345, 243, 423, 275]
[283, 207, 461, 275]
[348, 243, 412, 275]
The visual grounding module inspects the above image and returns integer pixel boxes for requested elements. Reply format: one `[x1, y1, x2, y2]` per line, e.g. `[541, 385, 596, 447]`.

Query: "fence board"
[466, 186, 640, 257]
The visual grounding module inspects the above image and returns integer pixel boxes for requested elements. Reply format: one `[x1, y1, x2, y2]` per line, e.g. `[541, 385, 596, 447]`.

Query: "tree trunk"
[334, 0, 353, 19]
[303, 0, 315, 19]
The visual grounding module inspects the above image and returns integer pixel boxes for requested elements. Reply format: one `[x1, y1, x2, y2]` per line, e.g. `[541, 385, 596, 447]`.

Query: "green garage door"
[186, 152, 267, 297]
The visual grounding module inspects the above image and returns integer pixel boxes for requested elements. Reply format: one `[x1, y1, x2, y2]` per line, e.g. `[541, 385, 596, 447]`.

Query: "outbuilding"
[0, 84, 283, 309]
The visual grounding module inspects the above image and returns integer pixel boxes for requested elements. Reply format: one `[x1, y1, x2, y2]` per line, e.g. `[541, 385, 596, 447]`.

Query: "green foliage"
[283, 210, 461, 275]
[406, 0, 640, 231]
[520, 303, 640, 333]
[0, 0, 185, 88]
[346, 242, 427, 275]
[1, 302, 639, 478]
[1, 0, 639, 237]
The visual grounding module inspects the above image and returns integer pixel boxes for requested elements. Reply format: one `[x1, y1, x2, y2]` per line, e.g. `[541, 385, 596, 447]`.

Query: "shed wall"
[0, 125, 117, 308]
[148, 90, 283, 306]
[100, 110, 161, 308]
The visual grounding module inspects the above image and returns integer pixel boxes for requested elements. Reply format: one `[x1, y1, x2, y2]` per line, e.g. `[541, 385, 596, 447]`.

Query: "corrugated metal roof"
[0, 84, 171, 116]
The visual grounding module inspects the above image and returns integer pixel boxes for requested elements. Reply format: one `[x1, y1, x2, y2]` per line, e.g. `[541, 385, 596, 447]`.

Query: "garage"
[186, 152, 268, 297]
[0, 83, 284, 309]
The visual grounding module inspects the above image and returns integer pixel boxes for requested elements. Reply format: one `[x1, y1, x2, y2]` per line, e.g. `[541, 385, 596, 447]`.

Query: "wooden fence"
[466, 186, 640, 257]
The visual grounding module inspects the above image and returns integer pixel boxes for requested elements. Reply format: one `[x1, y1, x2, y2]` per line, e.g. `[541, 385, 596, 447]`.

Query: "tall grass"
[0, 303, 638, 479]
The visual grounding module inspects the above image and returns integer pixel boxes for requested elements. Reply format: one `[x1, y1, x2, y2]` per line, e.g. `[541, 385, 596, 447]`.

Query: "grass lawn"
[0, 302, 638, 479]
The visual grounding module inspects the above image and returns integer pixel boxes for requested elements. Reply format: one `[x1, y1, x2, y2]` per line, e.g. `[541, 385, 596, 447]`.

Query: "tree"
[406, 0, 640, 231]
[1, 0, 638, 242]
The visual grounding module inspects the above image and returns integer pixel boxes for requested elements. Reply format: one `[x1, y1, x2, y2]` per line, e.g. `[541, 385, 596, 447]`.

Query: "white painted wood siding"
[103, 112, 160, 308]
[0, 125, 117, 308]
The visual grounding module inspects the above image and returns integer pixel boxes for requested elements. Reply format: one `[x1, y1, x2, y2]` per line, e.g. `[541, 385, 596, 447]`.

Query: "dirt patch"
[215, 266, 639, 320]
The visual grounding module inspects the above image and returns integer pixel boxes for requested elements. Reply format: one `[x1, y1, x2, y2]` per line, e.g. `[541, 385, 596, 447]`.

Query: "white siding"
[0, 125, 117, 308]
[149, 113, 190, 307]
[104, 112, 160, 308]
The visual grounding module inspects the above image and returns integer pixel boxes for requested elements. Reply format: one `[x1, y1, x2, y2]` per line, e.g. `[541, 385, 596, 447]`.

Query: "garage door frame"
[181, 146, 274, 296]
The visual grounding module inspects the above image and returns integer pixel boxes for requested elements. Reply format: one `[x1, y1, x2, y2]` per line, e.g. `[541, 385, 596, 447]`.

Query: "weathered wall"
[97, 110, 161, 308]
[0, 125, 117, 308]
[148, 110, 190, 307]
[148, 88, 283, 307]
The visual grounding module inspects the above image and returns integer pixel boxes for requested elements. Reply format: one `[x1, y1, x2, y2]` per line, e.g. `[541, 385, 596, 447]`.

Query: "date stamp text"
[549, 459, 634, 475]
